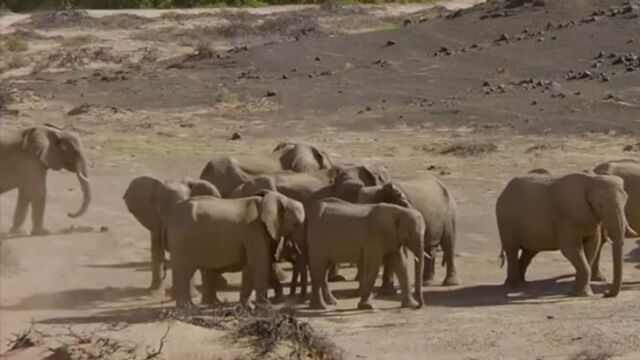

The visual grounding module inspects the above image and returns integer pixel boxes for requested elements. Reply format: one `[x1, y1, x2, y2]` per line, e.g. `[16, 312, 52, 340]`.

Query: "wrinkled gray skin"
[306, 198, 425, 310]
[166, 191, 305, 308]
[0, 124, 91, 236]
[123, 175, 222, 294]
[496, 171, 637, 298]
[200, 156, 390, 288]
[591, 159, 640, 282]
[358, 178, 459, 295]
[273, 142, 334, 173]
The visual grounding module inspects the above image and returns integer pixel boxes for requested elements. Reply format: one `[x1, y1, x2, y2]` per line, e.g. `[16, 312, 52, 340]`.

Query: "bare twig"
[145, 323, 171, 359]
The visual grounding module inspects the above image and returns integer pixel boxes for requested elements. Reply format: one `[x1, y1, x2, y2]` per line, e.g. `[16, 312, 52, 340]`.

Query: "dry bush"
[6, 327, 38, 352]
[60, 35, 98, 48]
[29, 10, 92, 29]
[4, 37, 28, 52]
[161, 304, 343, 360]
[422, 140, 498, 157]
[570, 348, 616, 360]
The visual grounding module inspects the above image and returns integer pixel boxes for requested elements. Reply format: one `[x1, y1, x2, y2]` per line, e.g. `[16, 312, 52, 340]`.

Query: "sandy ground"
[1, 0, 640, 359]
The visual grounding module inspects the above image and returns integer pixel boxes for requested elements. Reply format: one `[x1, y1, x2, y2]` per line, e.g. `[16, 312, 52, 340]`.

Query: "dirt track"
[1, 1, 640, 359]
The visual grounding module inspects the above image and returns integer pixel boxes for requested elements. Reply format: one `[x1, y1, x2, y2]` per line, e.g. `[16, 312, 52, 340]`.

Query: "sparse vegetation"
[570, 348, 616, 360]
[60, 34, 97, 47]
[215, 87, 241, 104]
[160, 304, 343, 360]
[421, 140, 498, 157]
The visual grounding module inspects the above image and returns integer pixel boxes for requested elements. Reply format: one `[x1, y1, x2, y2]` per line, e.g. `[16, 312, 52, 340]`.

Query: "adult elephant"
[123, 175, 222, 294]
[590, 159, 640, 281]
[273, 142, 334, 173]
[496, 171, 636, 297]
[358, 179, 459, 293]
[0, 124, 91, 236]
[166, 191, 305, 307]
[306, 198, 425, 310]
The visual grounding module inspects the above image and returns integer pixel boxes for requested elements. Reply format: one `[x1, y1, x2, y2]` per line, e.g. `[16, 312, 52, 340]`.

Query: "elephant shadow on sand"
[2, 286, 150, 311]
[624, 240, 640, 270]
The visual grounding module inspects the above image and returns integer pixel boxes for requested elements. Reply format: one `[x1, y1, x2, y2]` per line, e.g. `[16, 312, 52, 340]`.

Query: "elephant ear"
[311, 146, 333, 169]
[182, 178, 221, 198]
[259, 191, 283, 240]
[21, 127, 62, 169]
[123, 175, 163, 231]
[273, 141, 294, 153]
[382, 183, 411, 208]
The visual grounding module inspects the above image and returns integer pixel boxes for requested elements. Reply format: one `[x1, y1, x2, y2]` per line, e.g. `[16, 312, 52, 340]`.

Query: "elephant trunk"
[408, 238, 424, 308]
[603, 209, 626, 298]
[68, 156, 91, 218]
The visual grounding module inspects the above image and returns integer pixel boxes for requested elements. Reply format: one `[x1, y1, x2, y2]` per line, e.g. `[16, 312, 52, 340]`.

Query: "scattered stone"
[531, 100, 538, 105]
[282, 74, 288, 79]
[100, 226, 109, 232]
[497, 33, 509, 42]
[266, 90, 278, 97]
[623, 143, 640, 151]
[314, 56, 321, 61]
[365, 106, 372, 111]
[384, 40, 397, 47]
[230, 132, 242, 140]
[403, 19, 412, 26]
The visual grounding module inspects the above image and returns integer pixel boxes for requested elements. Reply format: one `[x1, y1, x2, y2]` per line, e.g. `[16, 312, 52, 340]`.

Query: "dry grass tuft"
[422, 140, 498, 157]
[570, 348, 616, 360]
[161, 304, 343, 360]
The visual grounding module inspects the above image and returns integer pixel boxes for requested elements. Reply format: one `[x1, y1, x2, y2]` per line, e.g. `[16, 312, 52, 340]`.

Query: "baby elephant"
[166, 191, 305, 308]
[306, 198, 426, 310]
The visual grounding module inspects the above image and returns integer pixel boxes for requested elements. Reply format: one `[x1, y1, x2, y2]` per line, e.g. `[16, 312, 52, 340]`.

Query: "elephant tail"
[499, 246, 505, 268]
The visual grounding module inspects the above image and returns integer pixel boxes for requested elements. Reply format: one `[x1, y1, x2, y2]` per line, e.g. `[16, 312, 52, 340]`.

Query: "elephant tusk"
[422, 251, 432, 260]
[77, 171, 90, 183]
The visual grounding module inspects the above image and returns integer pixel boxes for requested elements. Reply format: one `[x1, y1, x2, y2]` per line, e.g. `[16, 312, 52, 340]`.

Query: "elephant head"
[329, 164, 391, 202]
[21, 125, 91, 218]
[587, 175, 638, 297]
[274, 142, 334, 172]
[358, 183, 411, 207]
[199, 157, 257, 197]
[258, 191, 305, 241]
[229, 175, 277, 199]
[124, 175, 221, 231]
[394, 207, 426, 307]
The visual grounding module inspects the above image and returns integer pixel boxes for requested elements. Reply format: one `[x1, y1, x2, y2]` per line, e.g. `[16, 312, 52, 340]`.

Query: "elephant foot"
[271, 294, 285, 304]
[357, 302, 375, 310]
[504, 277, 522, 289]
[377, 285, 398, 296]
[175, 300, 195, 311]
[31, 227, 51, 236]
[309, 301, 328, 310]
[328, 274, 347, 282]
[591, 272, 607, 282]
[324, 294, 338, 306]
[570, 287, 593, 297]
[9, 226, 27, 235]
[422, 278, 437, 286]
[442, 275, 461, 286]
[401, 298, 421, 309]
[148, 286, 165, 297]
[201, 296, 222, 306]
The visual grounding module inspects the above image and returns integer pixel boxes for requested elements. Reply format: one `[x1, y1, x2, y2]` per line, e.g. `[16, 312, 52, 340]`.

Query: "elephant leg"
[172, 266, 196, 308]
[10, 189, 30, 234]
[590, 229, 607, 282]
[268, 264, 284, 304]
[328, 263, 347, 282]
[358, 252, 382, 311]
[422, 246, 436, 286]
[517, 249, 538, 282]
[388, 251, 419, 309]
[240, 268, 253, 306]
[378, 254, 398, 296]
[560, 239, 593, 297]
[441, 227, 460, 286]
[504, 245, 521, 288]
[290, 260, 299, 296]
[309, 260, 329, 310]
[322, 267, 338, 305]
[149, 230, 165, 294]
[30, 188, 50, 236]
[300, 260, 308, 297]
[201, 269, 222, 305]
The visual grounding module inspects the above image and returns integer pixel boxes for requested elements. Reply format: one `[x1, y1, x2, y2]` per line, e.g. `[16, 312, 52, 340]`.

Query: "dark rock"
[282, 74, 288, 79]
[314, 56, 321, 61]
[385, 40, 397, 47]
[497, 33, 509, 42]
[595, 51, 605, 59]
[100, 226, 109, 232]
[230, 132, 242, 140]
[365, 106, 372, 111]
[266, 90, 277, 97]
[403, 19, 412, 26]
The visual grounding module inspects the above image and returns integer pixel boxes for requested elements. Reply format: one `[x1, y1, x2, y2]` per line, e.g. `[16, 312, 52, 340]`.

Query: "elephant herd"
[2, 125, 640, 311]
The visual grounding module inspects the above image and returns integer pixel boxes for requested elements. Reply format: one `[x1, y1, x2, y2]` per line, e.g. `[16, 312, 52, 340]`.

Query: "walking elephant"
[123, 175, 221, 294]
[358, 179, 459, 294]
[0, 124, 91, 236]
[273, 142, 334, 173]
[166, 191, 305, 307]
[306, 198, 425, 310]
[590, 159, 640, 281]
[496, 171, 636, 297]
